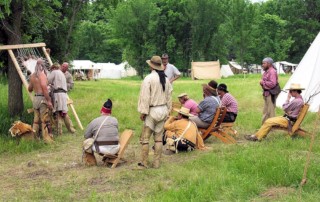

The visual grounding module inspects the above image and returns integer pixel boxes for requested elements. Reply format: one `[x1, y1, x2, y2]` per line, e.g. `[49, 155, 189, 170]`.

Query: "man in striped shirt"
[217, 84, 238, 122]
[245, 83, 305, 141]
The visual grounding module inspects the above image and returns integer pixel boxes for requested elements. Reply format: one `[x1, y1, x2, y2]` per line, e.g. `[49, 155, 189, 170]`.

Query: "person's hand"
[260, 80, 263, 86]
[47, 101, 53, 110]
[287, 93, 292, 101]
[140, 114, 146, 121]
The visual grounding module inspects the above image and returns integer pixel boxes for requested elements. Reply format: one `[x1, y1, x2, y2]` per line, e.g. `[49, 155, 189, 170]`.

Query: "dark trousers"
[223, 112, 237, 123]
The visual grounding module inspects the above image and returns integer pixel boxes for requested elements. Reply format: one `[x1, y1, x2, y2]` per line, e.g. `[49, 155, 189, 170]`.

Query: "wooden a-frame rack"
[0, 43, 83, 130]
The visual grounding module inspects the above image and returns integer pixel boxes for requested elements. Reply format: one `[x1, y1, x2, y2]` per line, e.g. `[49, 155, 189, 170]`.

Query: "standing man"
[48, 63, 76, 135]
[260, 57, 278, 124]
[217, 83, 238, 122]
[161, 53, 181, 84]
[61, 62, 74, 91]
[138, 55, 173, 169]
[28, 59, 54, 143]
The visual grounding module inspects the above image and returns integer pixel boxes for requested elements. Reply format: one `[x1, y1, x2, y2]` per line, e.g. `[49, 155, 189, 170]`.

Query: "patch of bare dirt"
[259, 187, 295, 200]
[27, 169, 50, 179]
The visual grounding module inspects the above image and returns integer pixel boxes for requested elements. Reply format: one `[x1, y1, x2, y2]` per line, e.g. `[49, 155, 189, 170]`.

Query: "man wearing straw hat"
[164, 107, 205, 153]
[137, 55, 173, 169]
[245, 83, 305, 141]
[177, 93, 198, 116]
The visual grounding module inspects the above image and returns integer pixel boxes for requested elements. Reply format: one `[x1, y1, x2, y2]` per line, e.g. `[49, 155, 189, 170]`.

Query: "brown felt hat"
[146, 56, 164, 71]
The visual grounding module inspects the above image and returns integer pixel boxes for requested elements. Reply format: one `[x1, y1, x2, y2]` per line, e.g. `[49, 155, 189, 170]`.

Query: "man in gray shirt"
[161, 53, 181, 84]
[83, 99, 120, 166]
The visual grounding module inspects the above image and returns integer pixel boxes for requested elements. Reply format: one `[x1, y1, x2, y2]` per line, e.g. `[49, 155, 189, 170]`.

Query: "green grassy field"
[0, 75, 319, 201]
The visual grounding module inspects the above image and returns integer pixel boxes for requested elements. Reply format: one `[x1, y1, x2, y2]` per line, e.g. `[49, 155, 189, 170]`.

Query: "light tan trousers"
[255, 116, 288, 140]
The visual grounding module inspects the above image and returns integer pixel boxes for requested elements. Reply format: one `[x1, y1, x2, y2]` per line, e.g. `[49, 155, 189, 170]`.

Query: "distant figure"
[82, 99, 120, 166]
[61, 62, 74, 91]
[177, 93, 198, 116]
[161, 53, 181, 84]
[217, 83, 238, 122]
[260, 57, 278, 124]
[137, 55, 172, 169]
[245, 83, 305, 141]
[28, 59, 54, 143]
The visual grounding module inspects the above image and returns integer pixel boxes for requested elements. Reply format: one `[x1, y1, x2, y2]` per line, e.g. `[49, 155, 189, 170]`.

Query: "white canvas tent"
[71, 60, 96, 70]
[274, 61, 298, 74]
[276, 32, 320, 112]
[97, 62, 137, 79]
[191, 61, 221, 80]
[220, 64, 234, 78]
[228, 61, 243, 74]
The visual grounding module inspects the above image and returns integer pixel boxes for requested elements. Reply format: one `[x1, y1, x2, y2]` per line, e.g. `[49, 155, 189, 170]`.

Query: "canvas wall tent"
[228, 61, 243, 74]
[220, 64, 234, 78]
[276, 32, 320, 112]
[273, 61, 298, 74]
[191, 61, 221, 80]
[71, 60, 96, 70]
[97, 62, 137, 79]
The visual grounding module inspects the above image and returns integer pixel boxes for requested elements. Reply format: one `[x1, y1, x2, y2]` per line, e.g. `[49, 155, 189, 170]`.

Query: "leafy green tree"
[110, 0, 160, 78]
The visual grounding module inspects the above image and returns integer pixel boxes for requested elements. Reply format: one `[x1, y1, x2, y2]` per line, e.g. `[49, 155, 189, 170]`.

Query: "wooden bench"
[220, 122, 238, 137]
[272, 104, 310, 137]
[199, 107, 237, 144]
[102, 129, 133, 168]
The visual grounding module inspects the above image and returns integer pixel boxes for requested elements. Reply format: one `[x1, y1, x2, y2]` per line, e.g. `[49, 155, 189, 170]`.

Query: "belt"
[35, 94, 44, 96]
[53, 88, 67, 93]
[283, 114, 297, 122]
[150, 104, 166, 107]
[95, 141, 119, 146]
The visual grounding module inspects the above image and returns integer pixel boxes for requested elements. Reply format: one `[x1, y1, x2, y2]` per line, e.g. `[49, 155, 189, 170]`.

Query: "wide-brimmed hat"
[174, 107, 193, 117]
[217, 83, 229, 93]
[177, 93, 187, 98]
[202, 84, 217, 96]
[146, 56, 164, 71]
[286, 83, 305, 90]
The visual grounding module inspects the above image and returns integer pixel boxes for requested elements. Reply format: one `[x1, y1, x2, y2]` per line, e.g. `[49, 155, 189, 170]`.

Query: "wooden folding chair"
[103, 129, 133, 168]
[220, 122, 238, 137]
[272, 104, 310, 137]
[199, 107, 237, 144]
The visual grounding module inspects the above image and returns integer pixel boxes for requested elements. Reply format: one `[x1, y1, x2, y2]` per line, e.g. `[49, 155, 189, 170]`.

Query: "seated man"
[82, 99, 120, 166]
[164, 107, 205, 153]
[217, 83, 238, 122]
[245, 83, 305, 141]
[177, 93, 198, 116]
[189, 83, 220, 128]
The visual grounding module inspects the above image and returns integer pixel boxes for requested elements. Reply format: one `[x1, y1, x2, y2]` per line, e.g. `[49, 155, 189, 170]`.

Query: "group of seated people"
[82, 80, 306, 167]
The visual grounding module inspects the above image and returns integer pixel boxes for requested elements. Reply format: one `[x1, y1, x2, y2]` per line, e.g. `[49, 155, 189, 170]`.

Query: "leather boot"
[63, 114, 76, 133]
[42, 123, 54, 143]
[57, 114, 63, 135]
[153, 141, 162, 169]
[140, 143, 149, 168]
[33, 123, 40, 139]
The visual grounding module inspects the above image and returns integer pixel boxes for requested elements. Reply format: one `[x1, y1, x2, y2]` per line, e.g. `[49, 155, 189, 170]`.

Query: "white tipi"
[276, 32, 320, 112]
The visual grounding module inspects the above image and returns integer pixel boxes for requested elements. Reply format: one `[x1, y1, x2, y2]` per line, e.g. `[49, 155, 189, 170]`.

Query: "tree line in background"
[1, 0, 320, 116]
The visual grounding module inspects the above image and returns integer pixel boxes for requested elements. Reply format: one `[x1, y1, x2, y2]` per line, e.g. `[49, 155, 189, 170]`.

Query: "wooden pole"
[41, 47, 53, 66]
[8, 49, 33, 102]
[68, 97, 84, 130]
[0, 43, 46, 50]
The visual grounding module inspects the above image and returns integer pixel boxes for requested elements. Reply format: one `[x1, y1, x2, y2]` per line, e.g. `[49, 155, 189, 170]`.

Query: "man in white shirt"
[161, 53, 181, 83]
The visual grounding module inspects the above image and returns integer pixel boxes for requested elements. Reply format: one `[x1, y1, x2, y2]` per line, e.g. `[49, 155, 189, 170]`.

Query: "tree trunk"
[2, 0, 24, 116]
